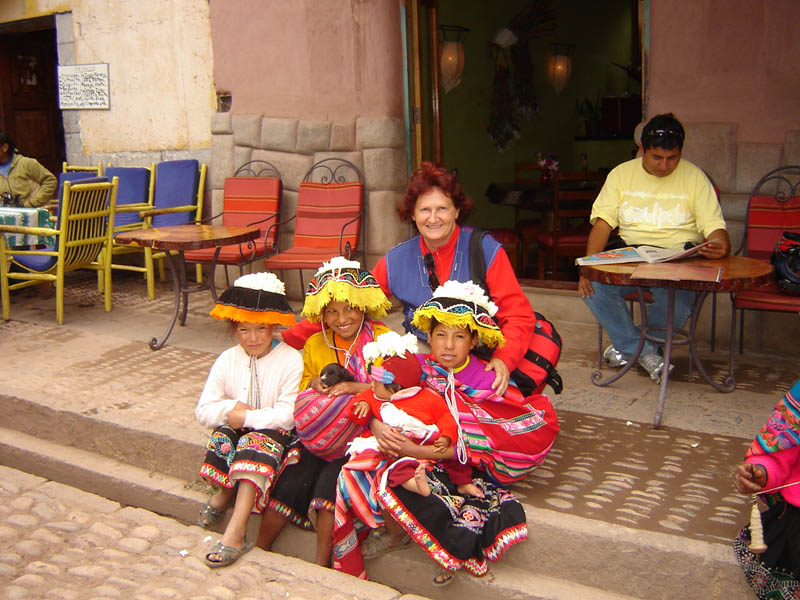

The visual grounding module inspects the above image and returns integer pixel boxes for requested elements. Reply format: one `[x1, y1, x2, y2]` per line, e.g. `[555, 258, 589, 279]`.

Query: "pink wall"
[648, 0, 800, 143]
[209, 0, 405, 120]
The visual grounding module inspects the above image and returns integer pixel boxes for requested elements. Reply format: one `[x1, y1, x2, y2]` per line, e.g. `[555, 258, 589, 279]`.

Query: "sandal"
[433, 569, 454, 587]
[204, 539, 253, 568]
[198, 502, 225, 528]
[362, 530, 411, 560]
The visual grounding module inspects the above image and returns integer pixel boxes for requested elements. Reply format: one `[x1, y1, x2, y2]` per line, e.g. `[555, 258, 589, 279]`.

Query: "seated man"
[578, 113, 730, 381]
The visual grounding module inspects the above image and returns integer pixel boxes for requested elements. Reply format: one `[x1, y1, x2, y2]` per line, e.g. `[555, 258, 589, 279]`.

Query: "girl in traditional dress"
[363, 280, 558, 586]
[256, 256, 392, 567]
[734, 378, 800, 599]
[195, 272, 302, 568]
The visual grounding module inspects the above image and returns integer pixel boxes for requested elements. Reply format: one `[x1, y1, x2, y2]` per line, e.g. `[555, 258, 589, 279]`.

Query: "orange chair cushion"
[264, 246, 356, 270]
[734, 281, 800, 311]
[220, 177, 281, 246]
[745, 195, 800, 261]
[292, 181, 363, 250]
[184, 239, 270, 264]
[536, 230, 590, 246]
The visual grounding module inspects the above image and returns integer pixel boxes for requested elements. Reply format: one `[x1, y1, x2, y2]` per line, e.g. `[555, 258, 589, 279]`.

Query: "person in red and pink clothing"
[283, 161, 548, 398]
[734, 379, 800, 599]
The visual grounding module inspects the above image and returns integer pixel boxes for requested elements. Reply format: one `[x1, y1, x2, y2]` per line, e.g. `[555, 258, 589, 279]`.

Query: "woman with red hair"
[285, 162, 543, 398]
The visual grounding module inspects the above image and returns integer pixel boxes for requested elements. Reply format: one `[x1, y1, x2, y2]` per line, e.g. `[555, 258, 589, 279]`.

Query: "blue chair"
[137, 160, 206, 299]
[97, 166, 155, 295]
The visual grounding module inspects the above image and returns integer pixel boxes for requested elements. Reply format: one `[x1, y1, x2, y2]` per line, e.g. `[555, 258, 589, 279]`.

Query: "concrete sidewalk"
[1, 270, 795, 598]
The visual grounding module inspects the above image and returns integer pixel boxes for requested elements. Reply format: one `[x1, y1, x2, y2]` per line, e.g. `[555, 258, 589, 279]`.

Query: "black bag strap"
[468, 227, 489, 292]
[467, 227, 562, 395]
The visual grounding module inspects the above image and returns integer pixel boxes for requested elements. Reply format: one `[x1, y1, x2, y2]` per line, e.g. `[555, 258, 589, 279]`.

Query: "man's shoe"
[603, 345, 628, 368]
[638, 352, 675, 382]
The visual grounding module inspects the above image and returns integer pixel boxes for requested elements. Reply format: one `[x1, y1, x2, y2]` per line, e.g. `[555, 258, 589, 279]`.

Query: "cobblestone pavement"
[0, 466, 419, 600]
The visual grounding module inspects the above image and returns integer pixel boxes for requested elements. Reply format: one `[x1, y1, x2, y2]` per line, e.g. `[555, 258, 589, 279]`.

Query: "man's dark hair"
[0, 132, 15, 152]
[641, 113, 685, 151]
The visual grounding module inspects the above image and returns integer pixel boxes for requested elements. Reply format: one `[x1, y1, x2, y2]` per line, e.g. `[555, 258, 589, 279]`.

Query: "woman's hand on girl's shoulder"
[486, 357, 510, 396]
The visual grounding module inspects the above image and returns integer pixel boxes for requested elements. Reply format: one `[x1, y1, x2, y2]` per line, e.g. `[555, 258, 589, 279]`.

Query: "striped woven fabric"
[264, 180, 363, 269]
[745, 195, 800, 261]
[422, 361, 559, 484]
[184, 176, 281, 263]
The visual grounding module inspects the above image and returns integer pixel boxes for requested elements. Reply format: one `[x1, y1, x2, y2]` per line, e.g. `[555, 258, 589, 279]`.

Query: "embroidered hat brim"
[302, 268, 391, 322]
[210, 286, 296, 326]
[412, 296, 504, 348]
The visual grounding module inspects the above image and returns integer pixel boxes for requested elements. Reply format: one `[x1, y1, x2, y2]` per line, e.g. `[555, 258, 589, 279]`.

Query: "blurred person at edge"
[0, 132, 56, 207]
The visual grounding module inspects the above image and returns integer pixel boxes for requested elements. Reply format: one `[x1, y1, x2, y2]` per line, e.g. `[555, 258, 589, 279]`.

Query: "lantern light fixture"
[439, 25, 469, 93]
[548, 43, 574, 95]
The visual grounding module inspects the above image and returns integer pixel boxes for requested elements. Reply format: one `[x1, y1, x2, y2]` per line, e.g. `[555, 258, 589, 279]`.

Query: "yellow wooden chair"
[62, 162, 104, 175]
[0, 177, 119, 324]
[96, 165, 155, 295]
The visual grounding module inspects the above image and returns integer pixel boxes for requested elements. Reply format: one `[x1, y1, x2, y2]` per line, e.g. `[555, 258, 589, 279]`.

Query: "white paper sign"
[58, 63, 110, 109]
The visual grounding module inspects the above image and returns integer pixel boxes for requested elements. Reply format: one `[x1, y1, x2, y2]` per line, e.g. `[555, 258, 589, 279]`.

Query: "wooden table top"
[580, 255, 774, 292]
[115, 224, 260, 251]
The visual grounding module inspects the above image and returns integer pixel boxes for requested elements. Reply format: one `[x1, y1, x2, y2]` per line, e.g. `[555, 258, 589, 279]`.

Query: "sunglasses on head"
[647, 128, 684, 139]
[423, 253, 439, 290]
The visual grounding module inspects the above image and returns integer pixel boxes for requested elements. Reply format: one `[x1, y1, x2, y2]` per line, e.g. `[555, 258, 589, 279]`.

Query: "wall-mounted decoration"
[57, 63, 110, 110]
[487, 0, 555, 152]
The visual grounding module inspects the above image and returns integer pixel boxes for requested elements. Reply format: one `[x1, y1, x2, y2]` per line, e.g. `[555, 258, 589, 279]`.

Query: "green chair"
[0, 177, 119, 324]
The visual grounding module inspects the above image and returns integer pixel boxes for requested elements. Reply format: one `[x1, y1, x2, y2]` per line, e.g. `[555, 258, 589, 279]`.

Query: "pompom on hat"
[411, 280, 504, 348]
[362, 331, 422, 389]
[210, 272, 296, 327]
[301, 256, 391, 322]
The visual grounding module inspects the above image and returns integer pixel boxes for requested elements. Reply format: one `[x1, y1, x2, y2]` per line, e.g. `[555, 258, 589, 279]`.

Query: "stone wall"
[209, 113, 409, 298]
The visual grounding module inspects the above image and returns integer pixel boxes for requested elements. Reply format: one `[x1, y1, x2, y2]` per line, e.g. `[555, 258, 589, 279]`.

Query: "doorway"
[0, 16, 65, 176]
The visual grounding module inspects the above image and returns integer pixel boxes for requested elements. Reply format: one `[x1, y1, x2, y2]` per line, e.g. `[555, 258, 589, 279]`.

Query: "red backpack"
[469, 228, 563, 396]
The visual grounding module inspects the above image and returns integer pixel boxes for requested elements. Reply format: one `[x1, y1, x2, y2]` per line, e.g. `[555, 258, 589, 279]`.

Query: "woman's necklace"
[321, 315, 364, 367]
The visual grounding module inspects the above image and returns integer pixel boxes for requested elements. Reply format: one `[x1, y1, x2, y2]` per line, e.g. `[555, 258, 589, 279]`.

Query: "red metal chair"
[731, 165, 800, 354]
[263, 158, 364, 295]
[184, 160, 282, 288]
[536, 171, 604, 280]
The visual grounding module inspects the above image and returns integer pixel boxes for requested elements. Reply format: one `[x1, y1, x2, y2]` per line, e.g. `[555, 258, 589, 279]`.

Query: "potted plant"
[577, 97, 604, 137]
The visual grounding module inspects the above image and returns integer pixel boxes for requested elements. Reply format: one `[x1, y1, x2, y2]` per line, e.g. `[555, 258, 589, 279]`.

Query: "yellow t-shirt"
[590, 157, 726, 249]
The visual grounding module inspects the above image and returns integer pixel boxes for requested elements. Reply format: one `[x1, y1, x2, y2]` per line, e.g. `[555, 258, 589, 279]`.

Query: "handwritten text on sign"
[58, 63, 110, 110]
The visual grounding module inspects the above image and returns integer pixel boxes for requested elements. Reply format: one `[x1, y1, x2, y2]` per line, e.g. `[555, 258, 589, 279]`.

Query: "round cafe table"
[116, 224, 260, 350]
[581, 255, 773, 427]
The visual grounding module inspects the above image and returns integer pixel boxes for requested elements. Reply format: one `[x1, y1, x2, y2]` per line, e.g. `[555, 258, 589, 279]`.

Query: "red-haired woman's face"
[412, 187, 459, 249]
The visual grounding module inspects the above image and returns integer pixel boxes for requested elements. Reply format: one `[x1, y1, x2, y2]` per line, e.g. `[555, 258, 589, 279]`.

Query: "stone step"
[0, 395, 753, 599]
[0, 426, 648, 600]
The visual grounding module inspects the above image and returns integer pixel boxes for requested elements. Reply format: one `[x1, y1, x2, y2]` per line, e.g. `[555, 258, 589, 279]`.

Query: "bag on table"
[293, 389, 362, 461]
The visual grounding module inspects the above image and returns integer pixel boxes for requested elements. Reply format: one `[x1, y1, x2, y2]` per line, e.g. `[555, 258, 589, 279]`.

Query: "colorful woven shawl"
[420, 359, 557, 484]
[747, 379, 800, 458]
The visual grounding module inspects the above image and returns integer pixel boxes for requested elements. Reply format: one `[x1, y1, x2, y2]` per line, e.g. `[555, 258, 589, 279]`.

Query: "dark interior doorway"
[0, 16, 65, 175]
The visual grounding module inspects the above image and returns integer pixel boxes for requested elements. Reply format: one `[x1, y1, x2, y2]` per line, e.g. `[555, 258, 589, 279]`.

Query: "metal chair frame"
[263, 157, 365, 295]
[731, 165, 800, 353]
[188, 160, 283, 287]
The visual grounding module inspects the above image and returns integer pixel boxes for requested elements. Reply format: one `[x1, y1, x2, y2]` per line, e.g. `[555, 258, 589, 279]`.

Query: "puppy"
[319, 363, 355, 389]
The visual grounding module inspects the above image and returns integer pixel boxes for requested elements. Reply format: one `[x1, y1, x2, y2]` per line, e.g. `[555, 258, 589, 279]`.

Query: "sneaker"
[637, 352, 675, 382]
[603, 345, 628, 368]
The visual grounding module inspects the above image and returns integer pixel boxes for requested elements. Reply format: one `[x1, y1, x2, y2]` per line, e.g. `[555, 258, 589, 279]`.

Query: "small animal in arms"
[319, 363, 355, 389]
